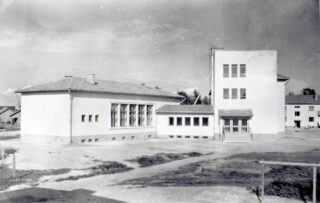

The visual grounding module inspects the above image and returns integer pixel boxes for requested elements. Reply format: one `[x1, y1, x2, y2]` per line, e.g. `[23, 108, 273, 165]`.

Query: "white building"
[285, 95, 320, 128]
[16, 75, 183, 143]
[211, 50, 289, 141]
[156, 105, 214, 139]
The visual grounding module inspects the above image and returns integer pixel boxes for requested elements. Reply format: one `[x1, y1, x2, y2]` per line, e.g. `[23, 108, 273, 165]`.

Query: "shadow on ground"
[0, 187, 125, 203]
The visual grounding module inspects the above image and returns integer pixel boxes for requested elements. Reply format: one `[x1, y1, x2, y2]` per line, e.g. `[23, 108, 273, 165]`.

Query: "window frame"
[223, 88, 229, 99]
[240, 64, 246, 78]
[169, 117, 174, 126]
[309, 117, 314, 122]
[309, 106, 315, 111]
[176, 117, 182, 126]
[232, 88, 238, 99]
[81, 115, 85, 122]
[231, 64, 238, 77]
[95, 115, 99, 122]
[294, 111, 300, 117]
[223, 64, 229, 78]
[202, 117, 209, 126]
[185, 117, 191, 126]
[240, 88, 246, 99]
[193, 117, 200, 126]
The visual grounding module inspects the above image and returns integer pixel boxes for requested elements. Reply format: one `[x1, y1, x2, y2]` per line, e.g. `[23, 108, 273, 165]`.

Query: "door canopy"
[219, 109, 253, 119]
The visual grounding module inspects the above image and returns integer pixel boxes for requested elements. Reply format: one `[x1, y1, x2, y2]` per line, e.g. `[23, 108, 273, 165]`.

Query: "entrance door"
[224, 118, 248, 134]
[294, 120, 301, 128]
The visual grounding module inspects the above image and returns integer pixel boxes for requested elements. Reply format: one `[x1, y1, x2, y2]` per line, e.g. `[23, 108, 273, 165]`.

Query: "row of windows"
[294, 105, 316, 111]
[294, 111, 320, 117]
[223, 88, 246, 99]
[81, 115, 99, 122]
[223, 64, 246, 78]
[111, 103, 153, 128]
[169, 117, 209, 127]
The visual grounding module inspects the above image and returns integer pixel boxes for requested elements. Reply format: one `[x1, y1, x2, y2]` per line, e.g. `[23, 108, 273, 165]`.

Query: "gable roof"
[277, 74, 289, 82]
[286, 95, 320, 105]
[16, 76, 183, 99]
[156, 105, 214, 114]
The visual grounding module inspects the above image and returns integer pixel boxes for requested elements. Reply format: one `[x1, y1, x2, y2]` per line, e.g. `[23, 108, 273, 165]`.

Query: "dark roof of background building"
[277, 74, 289, 81]
[286, 95, 320, 105]
[16, 76, 183, 99]
[156, 105, 214, 114]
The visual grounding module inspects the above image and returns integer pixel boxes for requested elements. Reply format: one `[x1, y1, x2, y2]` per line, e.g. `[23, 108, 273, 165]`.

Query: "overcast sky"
[0, 0, 319, 96]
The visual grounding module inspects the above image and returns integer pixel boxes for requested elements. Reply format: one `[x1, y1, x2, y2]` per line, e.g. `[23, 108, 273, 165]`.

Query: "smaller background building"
[285, 95, 320, 128]
[156, 105, 214, 139]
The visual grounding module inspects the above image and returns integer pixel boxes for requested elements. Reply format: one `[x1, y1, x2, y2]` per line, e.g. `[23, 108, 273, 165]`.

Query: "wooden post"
[12, 153, 16, 178]
[313, 166, 317, 203]
[261, 160, 265, 203]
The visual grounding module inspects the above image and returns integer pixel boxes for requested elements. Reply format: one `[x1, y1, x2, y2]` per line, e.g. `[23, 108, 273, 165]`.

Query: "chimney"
[86, 74, 95, 85]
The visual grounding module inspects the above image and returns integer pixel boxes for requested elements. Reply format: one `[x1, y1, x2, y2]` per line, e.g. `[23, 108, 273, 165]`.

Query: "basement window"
[169, 117, 174, 126]
[81, 115, 85, 122]
[194, 117, 200, 126]
[177, 117, 182, 126]
[95, 115, 99, 122]
[88, 115, 92, 122]
[185, 117, 191, 126]
[202, 117, 209, 126]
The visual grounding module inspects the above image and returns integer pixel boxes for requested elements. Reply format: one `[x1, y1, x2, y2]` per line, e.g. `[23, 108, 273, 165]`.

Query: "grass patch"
[56, 161, 132, 182]
[127, 152, 202, 167]
[0, 165, 70, 191]
[122, 151, 320, 202]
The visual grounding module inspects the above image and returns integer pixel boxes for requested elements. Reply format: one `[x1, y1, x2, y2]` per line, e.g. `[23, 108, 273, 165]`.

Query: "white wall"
[157, 114, 214, 138]
[71, 92, 180, 137]
[277, 82, 286, 132]
[213, 50, 283, 135]
[286, 104, 320, 128]
[21, 93, 70, 142]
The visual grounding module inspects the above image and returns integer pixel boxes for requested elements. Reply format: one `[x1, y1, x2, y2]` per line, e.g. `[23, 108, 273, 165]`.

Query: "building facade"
[156, 105, 214, 139]
[285, 95, 320, 128]
[16, 75, 182, 143]
[211, 50, 288, 141]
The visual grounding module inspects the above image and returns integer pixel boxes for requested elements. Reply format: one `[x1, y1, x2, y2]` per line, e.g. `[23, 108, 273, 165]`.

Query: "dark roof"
[0, 107, 15, 115]
[156, 105, 214, 114]
[286, 95, 320, 105]
[16, 77, 183, 99]
[219, 109, 253, 118]
[277, 74, 289, 82]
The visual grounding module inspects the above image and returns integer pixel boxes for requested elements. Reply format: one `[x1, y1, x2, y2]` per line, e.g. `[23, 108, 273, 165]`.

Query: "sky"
[0, 0, 319, 96]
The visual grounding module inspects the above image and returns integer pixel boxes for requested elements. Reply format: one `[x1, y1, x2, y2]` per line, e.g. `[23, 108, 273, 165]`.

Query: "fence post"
[313, 166, 317, 203]
[12, 153, 16, 178]
[261, 160, 264, 203]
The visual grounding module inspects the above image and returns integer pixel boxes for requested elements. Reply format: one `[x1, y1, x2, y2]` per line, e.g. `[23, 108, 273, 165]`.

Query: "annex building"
[16, 75, 183, 143]
[285, 95, 320, 128]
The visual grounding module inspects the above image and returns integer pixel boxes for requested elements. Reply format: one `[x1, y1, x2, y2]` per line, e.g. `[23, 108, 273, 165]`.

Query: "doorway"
[294, 120, 301, 128]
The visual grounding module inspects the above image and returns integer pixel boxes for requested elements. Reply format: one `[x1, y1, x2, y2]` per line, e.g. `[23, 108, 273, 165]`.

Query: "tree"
[193, 90, 202, 105]
[177, 90, 193, 105]
[301, 88, 316, 98]
[177, 90, 211, 105]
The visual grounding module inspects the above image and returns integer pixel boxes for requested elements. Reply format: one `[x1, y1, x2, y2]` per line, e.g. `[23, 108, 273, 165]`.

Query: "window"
[111, 104, 118, 127]
[294, 111, 300, 116]
[81, 115, 85, 122]
[232, 88, 238, 99]
[194, 117, 199, 126]
[240, 88, 246, 99]
[146, 105, 153, 126]
[88, 115, 92, 122]
[318, 111, 320, 117]
[120, 104, 128, 127]
[233, 119, 239, 132]
[232, 64, 238, 77]
[202, 117, 209, 126]
[223, 64, 229, 77]
[185, 117, 191, 126]
[223, 88, 229, 99]
[169, 117, 174, 126]
[309, 106, 315, 111]
[177, 117, 182, 126]
[95, 115, 99, 122]
[240, 64, 246, 77]
[138, 105, 145, 126]
[129, 104, 136, 127]
[224, 119, 230, 132]
[241, 119, 248, 132]
[309, 117, 314, 122]
[294, 106, 300, 108]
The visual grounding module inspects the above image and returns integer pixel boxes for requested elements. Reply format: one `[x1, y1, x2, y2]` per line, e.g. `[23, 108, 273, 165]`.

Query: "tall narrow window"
[95, 115, 99, 122]
[120, 104, 128, 127]
[138, 105, 145, 126]
[202, 117, 209, 126]
[232, 88, 238, 99]
[194, 117, 200, 126]
[240, 88, 246, 99]
[111, 104, 118, 127]
[232, 64, 238, 77]
[177, 117, 182, 126]
[88, 115, 92, 122]
[146, 105, 153, 126]
[240, 64, 246, 77]
[223, 64, 229, 77]
[169, 117, 174, 126]
[129, 104, 136, 127]
[185, 117, 191, 126]
[223, 88, 229, 99]
[81, 115, 85, 122]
